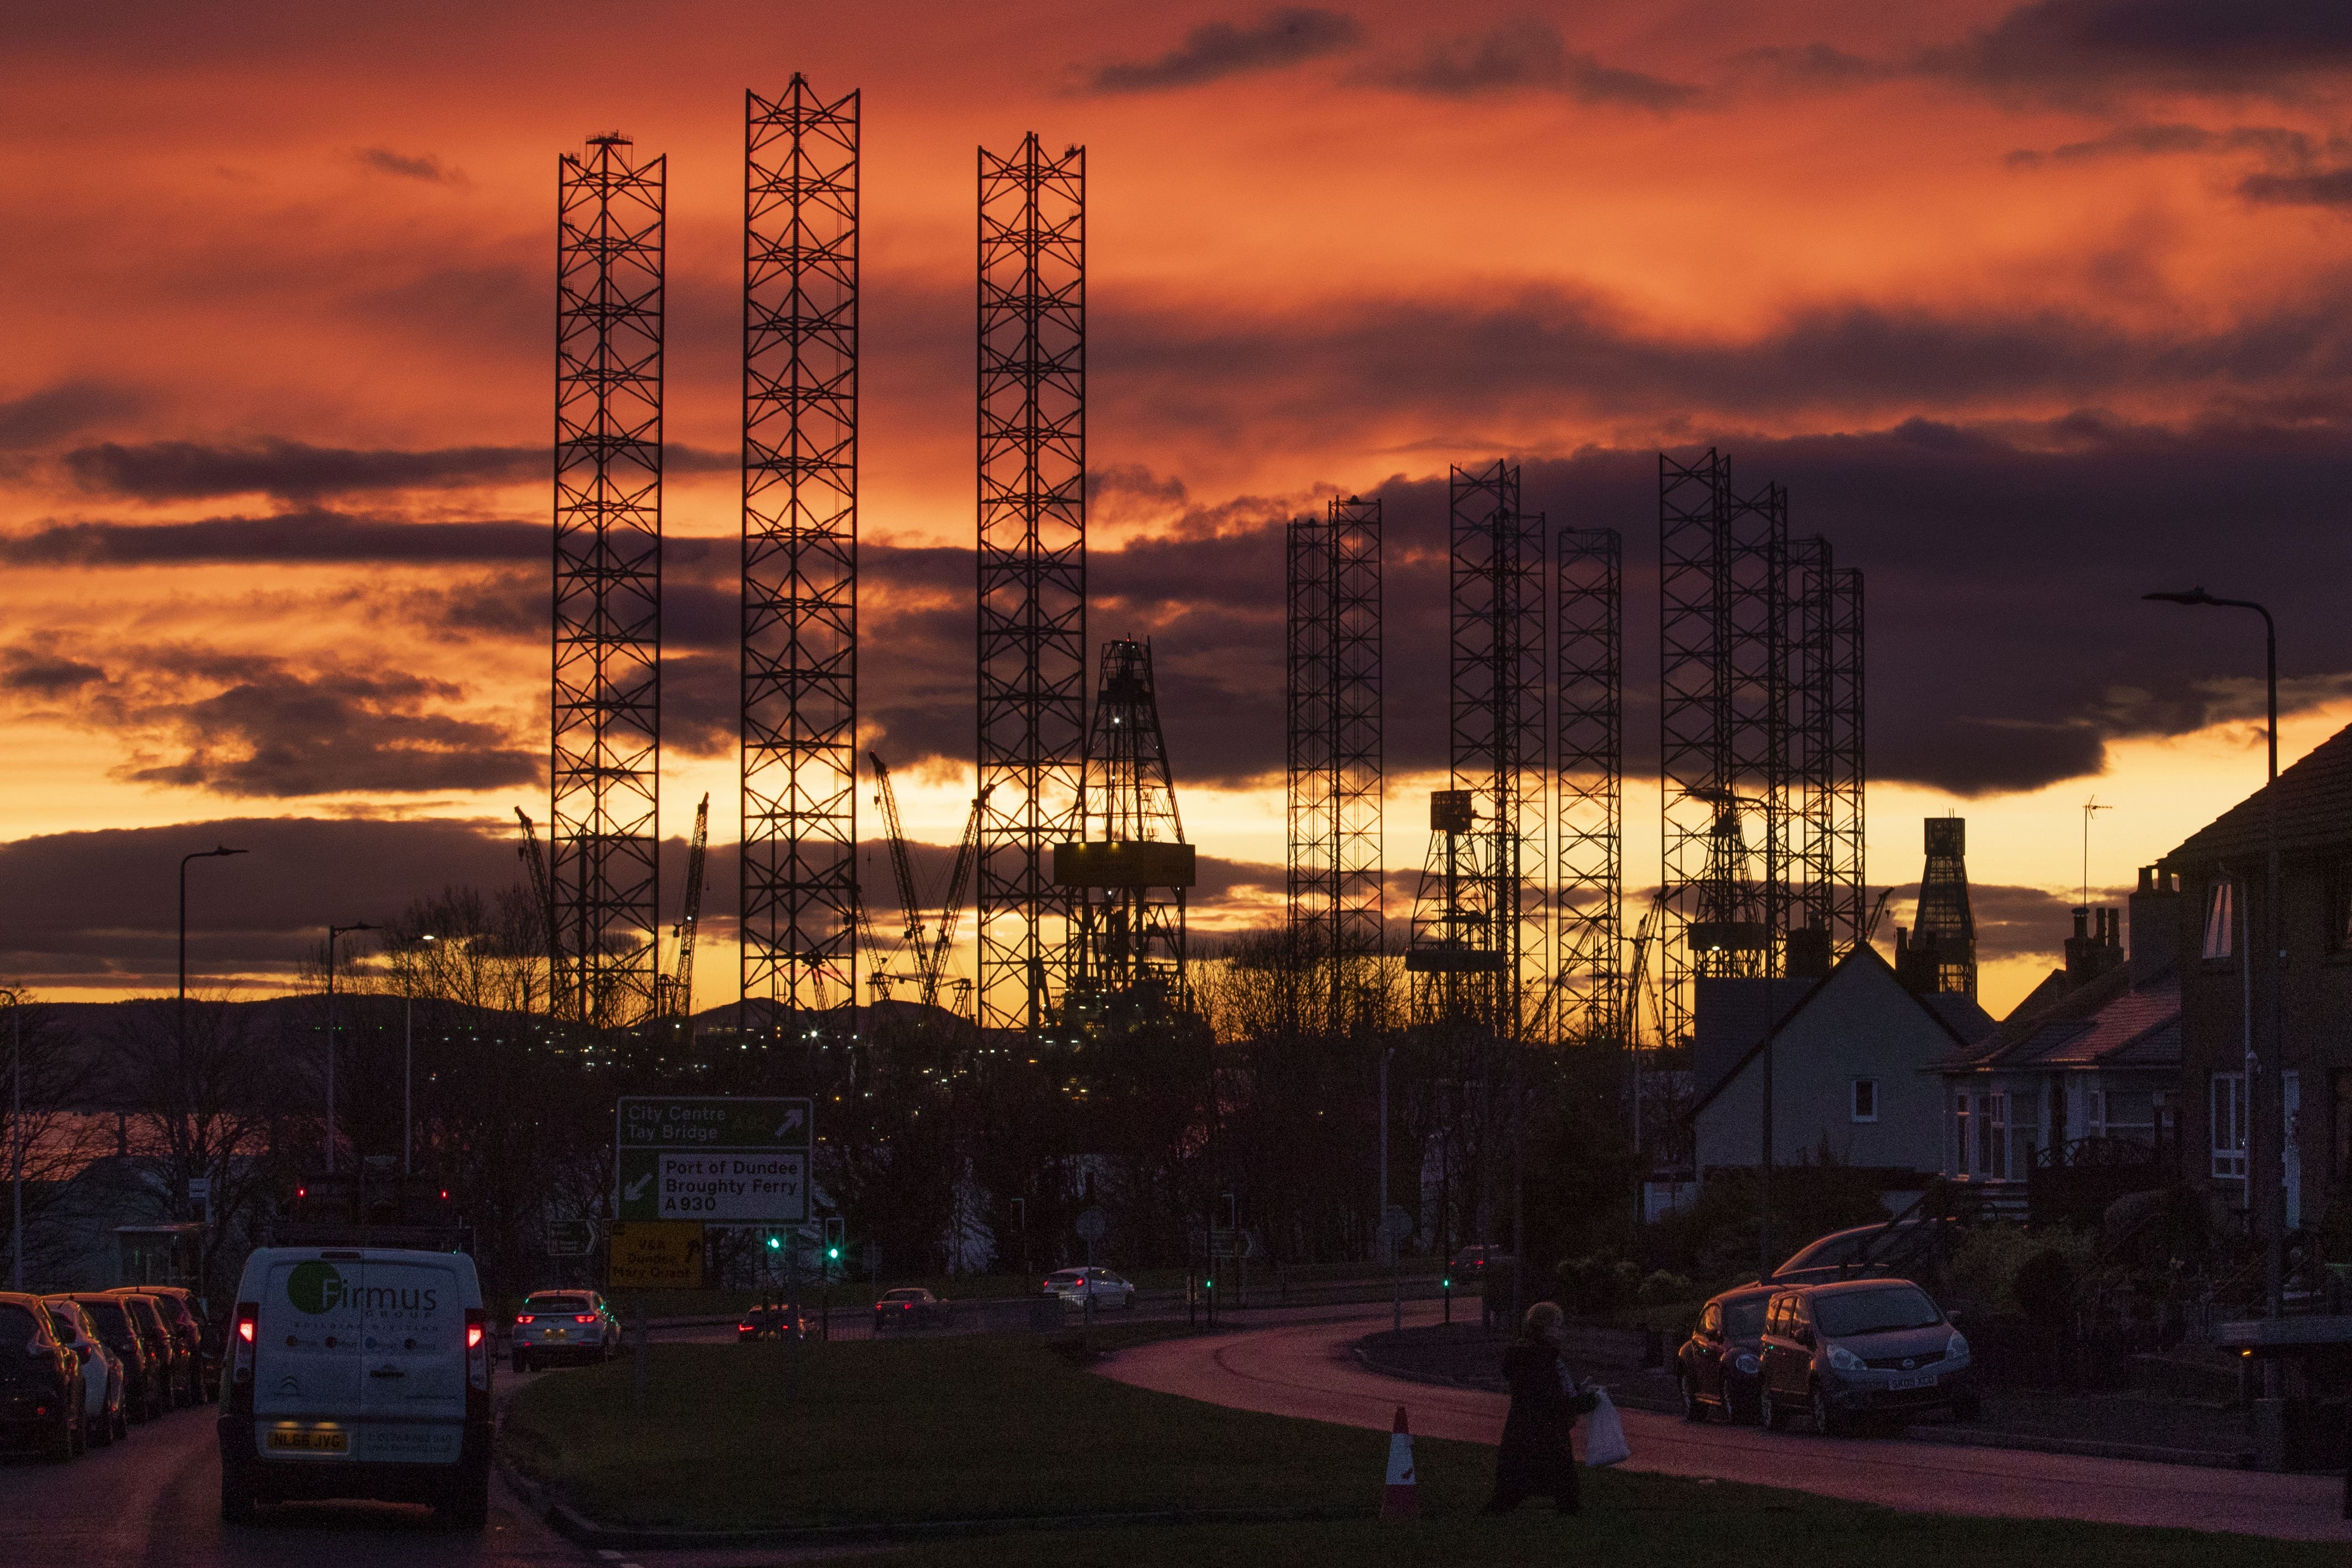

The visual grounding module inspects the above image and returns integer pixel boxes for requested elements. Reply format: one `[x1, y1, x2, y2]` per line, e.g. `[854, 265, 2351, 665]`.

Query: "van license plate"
[268, 1429, 348, 1452]
[1887, 1373, 1937, 1391]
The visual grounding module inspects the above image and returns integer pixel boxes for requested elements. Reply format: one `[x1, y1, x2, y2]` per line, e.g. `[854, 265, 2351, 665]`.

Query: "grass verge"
[504, 1327, 2333, 1565]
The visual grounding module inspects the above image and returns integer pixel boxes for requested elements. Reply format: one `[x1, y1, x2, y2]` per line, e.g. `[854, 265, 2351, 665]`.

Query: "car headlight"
[1827, 1345, 1864, 1372]
[1946, 1332, 1969, 1362]
[1734, 1352, 1760, 1375]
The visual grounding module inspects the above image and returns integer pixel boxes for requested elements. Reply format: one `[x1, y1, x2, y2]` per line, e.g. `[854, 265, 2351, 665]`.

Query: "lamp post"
[5, 986, 23, 1292]
[324, 922, 379, 1175]
[2145, 588, 2282, 1318]
[406, 934, 437, 1178]
[179, 847, 249, 1058]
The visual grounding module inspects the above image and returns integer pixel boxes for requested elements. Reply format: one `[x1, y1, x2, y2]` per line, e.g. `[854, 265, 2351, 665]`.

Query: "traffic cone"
[1381, 1404, 1418, 1520]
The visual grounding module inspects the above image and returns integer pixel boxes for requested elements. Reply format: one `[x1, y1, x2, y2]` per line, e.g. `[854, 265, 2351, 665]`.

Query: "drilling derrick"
[1785, 537, 1866, 973]
[1408, 463, 1544, 1034]
[1056, 639, 1195, 1032]
[1555, 527, 1622, 1045]
[742, 76, 859, 1049]
[1287, 509, 1337, 983]
[977, 134, 1085, 1039]
[551, 133, 663, 1028]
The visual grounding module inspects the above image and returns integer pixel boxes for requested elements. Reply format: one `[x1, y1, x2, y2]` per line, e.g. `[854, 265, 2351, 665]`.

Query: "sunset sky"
[8, 0, 2352, 1018]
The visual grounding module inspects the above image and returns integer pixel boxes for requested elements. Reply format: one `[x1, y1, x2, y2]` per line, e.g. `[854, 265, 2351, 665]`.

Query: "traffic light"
[765, 1232, 782, 1251]
[823, 1216, 845, 1274]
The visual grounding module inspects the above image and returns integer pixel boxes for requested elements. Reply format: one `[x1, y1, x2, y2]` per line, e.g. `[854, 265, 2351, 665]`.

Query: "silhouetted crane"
[926, 784, 991, 1012]
[657, 793, 710, 1022]
[514, 808, 562, 1014]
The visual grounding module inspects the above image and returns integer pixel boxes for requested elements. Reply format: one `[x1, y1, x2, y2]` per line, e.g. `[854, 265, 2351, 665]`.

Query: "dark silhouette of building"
[1895, 818, 1977, 1000]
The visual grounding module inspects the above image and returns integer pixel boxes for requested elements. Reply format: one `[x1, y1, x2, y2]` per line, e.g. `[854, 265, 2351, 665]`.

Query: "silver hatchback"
[510, 1290, 620, 1371]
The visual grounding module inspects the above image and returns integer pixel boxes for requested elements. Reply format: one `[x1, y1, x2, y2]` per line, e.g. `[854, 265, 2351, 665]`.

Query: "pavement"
[1098, 1300, 2352, 1544]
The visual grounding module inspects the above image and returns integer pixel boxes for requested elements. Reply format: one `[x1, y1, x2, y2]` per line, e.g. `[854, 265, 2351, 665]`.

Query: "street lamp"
[406, 934, 437, 1178]
[2145, 587, 2282, 1318]
[4, 986, 23, 1291]
[324, 922, 379, 1175]
[179, 847, 249, 1059]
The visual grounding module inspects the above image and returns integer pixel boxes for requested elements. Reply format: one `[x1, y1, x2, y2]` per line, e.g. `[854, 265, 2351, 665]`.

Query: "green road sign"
[615, 1097, 814, 1224]
[547, 1219, 596, 1257]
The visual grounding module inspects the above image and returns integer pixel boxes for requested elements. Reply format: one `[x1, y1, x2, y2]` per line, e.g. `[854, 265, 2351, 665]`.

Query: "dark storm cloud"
[0, 645, 107, 697]
[1928, 0, 2352, 96]
[1085, 7, 1362, 93]
[60, 437, 736, 503]
[1371, 18, 1696, 111]
[110, 654, 537, 797]
[0, 381, 143, 451]
[1098, 280, 2352, 433]
[354, 147, 462, 184]
[661, 652, 737, 759]
[2, 511, 545, 565]
[2240, 168, 2352, 207]
[2005, 123, 2319, 167]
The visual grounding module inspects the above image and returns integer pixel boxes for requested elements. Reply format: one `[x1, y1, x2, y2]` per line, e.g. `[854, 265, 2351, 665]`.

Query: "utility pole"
[6, 988, 23, 1292]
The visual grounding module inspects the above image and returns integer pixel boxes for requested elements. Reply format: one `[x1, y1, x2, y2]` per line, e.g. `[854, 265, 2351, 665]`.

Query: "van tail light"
[231, 1303, 259, 1409]
[465, 1308, 489, 1391]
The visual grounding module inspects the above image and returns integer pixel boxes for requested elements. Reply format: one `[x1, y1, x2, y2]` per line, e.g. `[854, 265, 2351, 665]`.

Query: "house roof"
[1687, 942, 1984, 1120]
[1940, 958, 2181, 1075]
[1919, 991, 1998, 1046]
[2165, 719, 2352, 869]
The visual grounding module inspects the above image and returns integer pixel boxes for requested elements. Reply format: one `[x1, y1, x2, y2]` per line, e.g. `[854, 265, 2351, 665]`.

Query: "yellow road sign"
[609, 1221, 704, 1289]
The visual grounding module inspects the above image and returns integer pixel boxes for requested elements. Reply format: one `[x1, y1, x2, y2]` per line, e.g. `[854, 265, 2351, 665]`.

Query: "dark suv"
[1759, 1278, 1979, 1435]
[1676, 1285, 1773, 1423]
[0, 1291, 86, 1460]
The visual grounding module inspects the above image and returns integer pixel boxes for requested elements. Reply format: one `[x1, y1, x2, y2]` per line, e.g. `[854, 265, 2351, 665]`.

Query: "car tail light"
[465, 1309, 488, 1391]
[515, 1314, 535, 1324]
[574, 1314, 597, 1323]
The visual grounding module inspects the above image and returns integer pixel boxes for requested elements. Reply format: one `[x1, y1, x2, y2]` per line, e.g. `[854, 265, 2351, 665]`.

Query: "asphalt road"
[1100, 1302, 2352, 1544]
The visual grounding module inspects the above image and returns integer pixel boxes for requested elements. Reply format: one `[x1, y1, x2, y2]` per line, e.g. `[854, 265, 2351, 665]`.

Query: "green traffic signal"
[827, 1246, 841, 1261]
[1202, 1277, 1214, 1290]
[1441, 1277, 1452, 1289]
[765, 1235, 781, 1250]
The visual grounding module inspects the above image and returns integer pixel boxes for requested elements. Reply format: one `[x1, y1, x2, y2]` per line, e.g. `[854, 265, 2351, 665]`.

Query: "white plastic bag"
[1582, 1387, 1631, 1467]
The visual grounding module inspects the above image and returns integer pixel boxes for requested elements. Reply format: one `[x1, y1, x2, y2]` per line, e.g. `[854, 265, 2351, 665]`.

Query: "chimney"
[2128, 865, 2182, 983]
[2066, 903, 2125, 984]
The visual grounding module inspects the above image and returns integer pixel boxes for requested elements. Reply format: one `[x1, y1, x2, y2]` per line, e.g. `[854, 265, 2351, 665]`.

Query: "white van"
[217, 1246, 492, 1528]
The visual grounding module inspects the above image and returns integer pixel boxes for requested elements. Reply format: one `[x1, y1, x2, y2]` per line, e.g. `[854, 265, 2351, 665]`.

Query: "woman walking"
[1487, 1300, 1596, 1514]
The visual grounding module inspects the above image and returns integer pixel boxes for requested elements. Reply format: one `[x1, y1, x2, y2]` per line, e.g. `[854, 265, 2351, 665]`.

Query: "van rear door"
[353, 1253, 468, 1465]
[252, 1252, 365, 1459]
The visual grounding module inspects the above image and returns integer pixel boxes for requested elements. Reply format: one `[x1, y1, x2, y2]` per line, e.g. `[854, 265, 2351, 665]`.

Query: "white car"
[510, 1290, 621, 1371]
[43, 1299, 126, 1447]
[1041, 1267, 1136, 1310]
[219, 1246, 493, 1529]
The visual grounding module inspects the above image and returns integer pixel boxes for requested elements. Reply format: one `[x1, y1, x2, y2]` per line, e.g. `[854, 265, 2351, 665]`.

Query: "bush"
[1636, 1270, 1696, 1309]
[2013, 1249, 2077, 1326]
[1555, 1254, 1642, 1317]
[1945, 1224, 2094, 1319]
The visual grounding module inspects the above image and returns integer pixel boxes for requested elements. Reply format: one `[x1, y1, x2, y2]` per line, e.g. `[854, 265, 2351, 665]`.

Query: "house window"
[1953, 1092, 1971, 1176]
[2103, 1090, 2156, 1147]
[2212, 1072, 2248, 1181]
[1980, 1092, 2009, 1179]
[1851, 1079, 1878, 1123]
[2202, 881, 2235, 960]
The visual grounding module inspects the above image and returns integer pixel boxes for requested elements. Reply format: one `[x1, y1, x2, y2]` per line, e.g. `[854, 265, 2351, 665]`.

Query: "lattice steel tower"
[1555, 527, 1621, 1045]
[741, 77, 859, 1042]
[1785, 536, 1865, 970]
[977, 134, 1085, 1038]
[552, 134, 663, 1028]
[1288, 497, 1383, 1033]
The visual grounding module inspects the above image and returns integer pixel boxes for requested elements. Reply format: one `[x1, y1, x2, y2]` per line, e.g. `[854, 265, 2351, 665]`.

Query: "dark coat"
[1494, 1341, 1587, 1497]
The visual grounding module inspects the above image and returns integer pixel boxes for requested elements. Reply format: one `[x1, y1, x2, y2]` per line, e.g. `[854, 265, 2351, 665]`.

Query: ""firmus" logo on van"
[286, 1262, 440, 1316]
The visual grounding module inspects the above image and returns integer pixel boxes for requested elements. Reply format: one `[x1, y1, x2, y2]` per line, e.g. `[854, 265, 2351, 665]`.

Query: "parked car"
[874, 1288, 948, 1331]
[43, 1299, 126, 1446]
[107, 1286, 208, 1404]
[1676, 1285, 1773, 1424]
[1039, 1268, 1136, 1310]
[1, 1290, 87, 1460]
[114, 1295, 194, 1409]
[117, 1285, 218, 1402]
[1758, 1278, 1979, 1436]
[1768, 1220, 1937, 1286]
[218, 1245, 493, 1529]
[510, 1290, 620, 1371]
[738, 1305, 812, 1342]
[65, 1294, 166, 1422]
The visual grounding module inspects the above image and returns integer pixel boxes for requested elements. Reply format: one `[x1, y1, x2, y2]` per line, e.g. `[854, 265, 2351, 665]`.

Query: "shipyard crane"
[924, 784, 991, 1012]
[514, 808, 563, 1012]
[867, 754, 931, 992]
[657, 793, 710, 1021]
